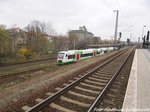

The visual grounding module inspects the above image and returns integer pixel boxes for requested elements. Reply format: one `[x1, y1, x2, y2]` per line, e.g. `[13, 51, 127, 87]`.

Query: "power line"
[120, 0, 132, 25]
[117, 0, 128, 25]
[101, 0, 114, 10]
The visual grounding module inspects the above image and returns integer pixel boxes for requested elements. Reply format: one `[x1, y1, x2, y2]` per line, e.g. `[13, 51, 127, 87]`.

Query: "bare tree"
[25, 20, 54, 54]
[68, 31, 78, 49]
[50, 35, 68, 53]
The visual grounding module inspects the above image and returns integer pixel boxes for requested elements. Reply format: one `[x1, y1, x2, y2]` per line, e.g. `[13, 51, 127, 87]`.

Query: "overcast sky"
[0, 0, 150, 41]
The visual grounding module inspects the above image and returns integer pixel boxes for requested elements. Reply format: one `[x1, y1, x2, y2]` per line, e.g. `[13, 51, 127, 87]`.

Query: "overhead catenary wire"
[100, 0, 134, 41]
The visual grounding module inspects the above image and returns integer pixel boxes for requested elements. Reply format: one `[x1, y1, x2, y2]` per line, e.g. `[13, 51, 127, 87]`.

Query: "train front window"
[58, 53, 65, 59]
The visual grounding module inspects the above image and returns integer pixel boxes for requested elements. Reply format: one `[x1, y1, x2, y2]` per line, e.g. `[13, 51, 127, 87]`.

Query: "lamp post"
[141, 25, 146, 43]
[113, 10, 119, 44]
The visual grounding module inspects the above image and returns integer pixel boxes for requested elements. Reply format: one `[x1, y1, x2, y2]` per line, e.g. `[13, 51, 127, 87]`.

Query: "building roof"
[69, 30, 93, 35]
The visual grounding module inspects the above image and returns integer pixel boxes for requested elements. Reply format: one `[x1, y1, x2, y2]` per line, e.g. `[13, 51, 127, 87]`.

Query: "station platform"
[122, 49, 150, 112]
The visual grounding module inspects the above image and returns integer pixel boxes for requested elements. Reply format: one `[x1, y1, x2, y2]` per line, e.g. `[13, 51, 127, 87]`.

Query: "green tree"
[0, 26, 9, 63]
[0, 28, 9, 53]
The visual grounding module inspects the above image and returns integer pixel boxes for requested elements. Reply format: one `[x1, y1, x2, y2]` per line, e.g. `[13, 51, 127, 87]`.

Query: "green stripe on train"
[57, 60, 75, 65]
[57, 56, 94, 65]
[80, 56, 93, 60]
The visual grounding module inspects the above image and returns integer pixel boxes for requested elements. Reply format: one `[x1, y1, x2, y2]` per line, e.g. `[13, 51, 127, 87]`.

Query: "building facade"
[68, 26, 94, 49]
[69, 26, 94, 41]
[7, 27, 27, 53]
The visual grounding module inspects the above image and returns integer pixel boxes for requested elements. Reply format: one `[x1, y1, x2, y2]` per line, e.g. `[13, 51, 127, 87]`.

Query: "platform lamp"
[141, 25, 146, 42]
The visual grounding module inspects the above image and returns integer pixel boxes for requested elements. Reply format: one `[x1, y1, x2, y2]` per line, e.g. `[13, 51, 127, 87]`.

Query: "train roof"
[58, 47, 114, 55]
[58, 49, 95, 54]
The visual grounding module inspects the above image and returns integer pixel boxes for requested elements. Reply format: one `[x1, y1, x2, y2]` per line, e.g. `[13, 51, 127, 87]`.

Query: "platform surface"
[122, 49, 150, 112]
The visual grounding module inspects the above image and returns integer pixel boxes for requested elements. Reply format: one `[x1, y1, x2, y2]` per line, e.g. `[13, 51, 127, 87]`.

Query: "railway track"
[0, 64, 54, 85]
[20, 47, 135, 112]
[93, 49, 134, 112]
[0, 49, 124, 85]
[0, 58, 56, 85]
[88, 48, 135, 112]
[0, 57, 56, 68]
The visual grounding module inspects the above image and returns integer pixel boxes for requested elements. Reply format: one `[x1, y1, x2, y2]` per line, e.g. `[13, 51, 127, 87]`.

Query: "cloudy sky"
[0, 0, 150, 41]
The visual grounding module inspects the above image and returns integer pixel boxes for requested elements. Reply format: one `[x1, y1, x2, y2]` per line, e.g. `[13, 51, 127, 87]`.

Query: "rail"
[25, 48, 131, 112]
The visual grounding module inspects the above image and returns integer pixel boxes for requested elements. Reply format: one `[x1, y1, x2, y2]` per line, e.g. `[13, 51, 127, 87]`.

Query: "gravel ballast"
[0, 51, 118, 112]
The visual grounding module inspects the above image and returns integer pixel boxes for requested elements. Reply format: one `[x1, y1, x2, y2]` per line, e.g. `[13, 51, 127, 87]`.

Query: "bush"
[17, 48, 33, 60]
[0, 53, 7, 64]
[25, 50, 32, 59]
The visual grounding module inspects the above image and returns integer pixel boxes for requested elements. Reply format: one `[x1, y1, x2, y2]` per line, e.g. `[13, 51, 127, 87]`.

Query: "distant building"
[7, 27, 26, 52]
[68, 26, 94, 49]
[69, 26, 94, 41]
[92, 36, 101, 44]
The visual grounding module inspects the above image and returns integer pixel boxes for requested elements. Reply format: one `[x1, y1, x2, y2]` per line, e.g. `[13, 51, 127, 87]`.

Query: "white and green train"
[57, 48, 104, 65]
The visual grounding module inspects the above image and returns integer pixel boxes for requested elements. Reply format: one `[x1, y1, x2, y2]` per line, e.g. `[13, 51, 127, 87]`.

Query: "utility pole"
[141, 25, 146, 43]
[114, 10, 119, 44]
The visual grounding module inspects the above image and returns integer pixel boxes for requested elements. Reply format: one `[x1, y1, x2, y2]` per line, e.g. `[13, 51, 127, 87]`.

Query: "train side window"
[68, 55, 75, 59]
[65, 54, 68, 57]
[81, 53, 93, 57]
[97, 51, 100, 54]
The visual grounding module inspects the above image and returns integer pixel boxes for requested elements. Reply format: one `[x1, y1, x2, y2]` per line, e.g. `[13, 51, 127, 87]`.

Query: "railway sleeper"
[94, 72, 112, 77]
[35, 98, 44, 103]
[99, 69, 116, 74]
[46, 92, 54, 96]
[74, 77, 80, 80]
[107, 93, 117, 98]
[60, 96, 90, 108]
[63, 83, 69, 86]
[68, 90, 96, 100]
[55, 87, 62, 91]
[92, 74, 111, 79]
[85, 79, 107, 86]
[80, 82, 102, 90]
[96, 71, 113, 75]
[75, 86, 99, 95]
[50, 103, 76, 112]
[22, 106, 31, 111]
[88, 77, 108, 82]
[102, 98, 115, 105]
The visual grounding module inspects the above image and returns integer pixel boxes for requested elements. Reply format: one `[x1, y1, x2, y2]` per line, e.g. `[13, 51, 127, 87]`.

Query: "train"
[57, 47, 115, 65]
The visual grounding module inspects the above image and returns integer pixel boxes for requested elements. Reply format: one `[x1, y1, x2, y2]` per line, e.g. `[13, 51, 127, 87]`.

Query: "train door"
[93, 51, 96, 57]
[76, 53, 80, 61]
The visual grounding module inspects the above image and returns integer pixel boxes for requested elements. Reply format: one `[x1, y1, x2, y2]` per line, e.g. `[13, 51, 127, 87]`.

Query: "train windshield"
[57, 53, 65, 59]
